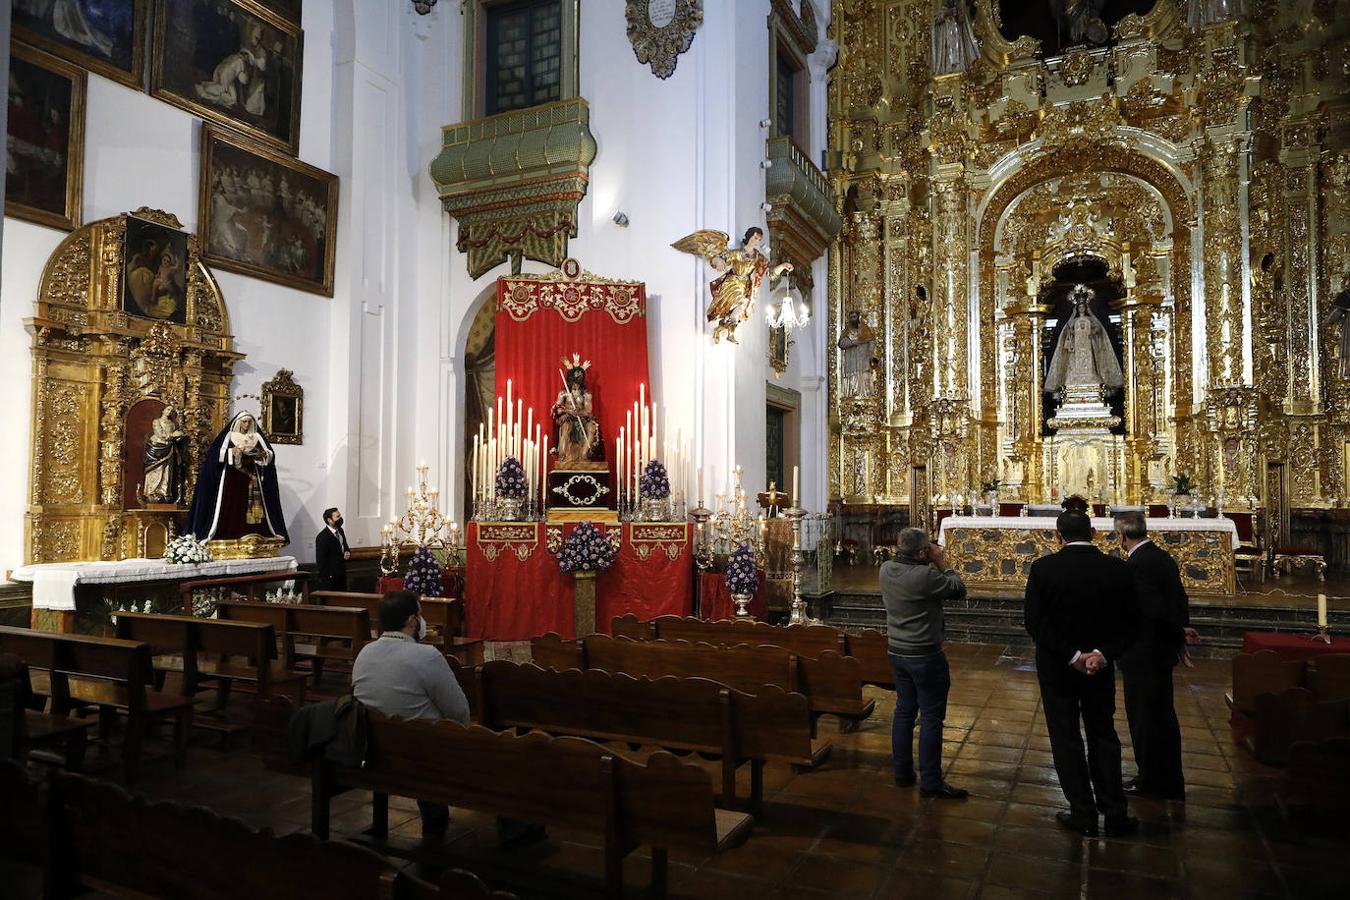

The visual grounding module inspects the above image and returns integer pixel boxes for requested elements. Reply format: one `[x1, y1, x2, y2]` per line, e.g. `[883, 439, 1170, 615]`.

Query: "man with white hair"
[879, 526, 968, 799]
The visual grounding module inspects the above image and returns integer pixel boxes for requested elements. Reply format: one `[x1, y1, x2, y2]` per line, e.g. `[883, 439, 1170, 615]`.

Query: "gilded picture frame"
[198, 123, 339, 296]
[625, 0, 703, 79]
[5, 42, 87, 231]
[122, 215, 191, 324]
[768, 324, 790, 376]
[150, 0, 303, 155]
[261, 369, 303, 445]
[12, 0, 148, 90]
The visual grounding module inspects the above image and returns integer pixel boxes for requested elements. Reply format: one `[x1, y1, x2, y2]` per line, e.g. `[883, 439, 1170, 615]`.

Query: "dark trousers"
[1121, 654, 1185, 798]
[1038, 665, 1127, 821]
[322, 573, 347, 592]
[888, 651, 950, 789]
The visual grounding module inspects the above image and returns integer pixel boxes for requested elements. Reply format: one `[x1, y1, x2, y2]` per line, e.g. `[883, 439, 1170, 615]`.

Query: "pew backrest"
[1309, 654, 1350, 704]
[0, 626, 153, 711]
[583, 634, 800, 696]
[843, 629, 895, 687]
[216, 600, 370, 666]
[114, 611, 278, 695]
[642, 615, 847, 660]
[1231, 650, 1305, 712]
[312, 591, 464, 639]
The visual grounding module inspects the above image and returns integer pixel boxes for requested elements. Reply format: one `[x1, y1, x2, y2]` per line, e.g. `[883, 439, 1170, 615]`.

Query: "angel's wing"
[670, 230, 731, 261]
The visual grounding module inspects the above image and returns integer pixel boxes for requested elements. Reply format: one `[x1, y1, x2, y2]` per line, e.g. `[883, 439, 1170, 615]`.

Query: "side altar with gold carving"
[938, 515, 1238, 596]
[19, 207, 291, 631]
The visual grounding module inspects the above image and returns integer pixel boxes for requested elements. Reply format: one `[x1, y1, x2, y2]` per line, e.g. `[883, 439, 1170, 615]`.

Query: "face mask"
[334, 516, 344, 528]
[415, 616, 427, 641]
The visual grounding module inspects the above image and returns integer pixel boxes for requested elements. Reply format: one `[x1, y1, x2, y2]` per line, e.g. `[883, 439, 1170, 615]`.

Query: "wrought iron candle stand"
[783, 503, 819, 626]
[381, 462, 462, 576]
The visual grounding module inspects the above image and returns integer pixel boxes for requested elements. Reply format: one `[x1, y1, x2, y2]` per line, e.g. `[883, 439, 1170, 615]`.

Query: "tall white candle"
[541, 435, 549, 509]
[1318, 593, 1328, 629]
[471, 438, 479, 511]
[516, 400, 523, 459]
[616, 434, 624, 509]
[792, 465, 800, 506]
[697, 468, 703, 506]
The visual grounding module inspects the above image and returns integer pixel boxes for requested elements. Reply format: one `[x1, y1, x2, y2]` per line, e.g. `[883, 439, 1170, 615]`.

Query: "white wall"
[423, 0, 833, 518]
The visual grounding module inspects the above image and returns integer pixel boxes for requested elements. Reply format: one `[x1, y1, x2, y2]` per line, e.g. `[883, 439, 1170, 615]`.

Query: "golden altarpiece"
[827, 0, 1350, 542]
[25, 208, 243, 565]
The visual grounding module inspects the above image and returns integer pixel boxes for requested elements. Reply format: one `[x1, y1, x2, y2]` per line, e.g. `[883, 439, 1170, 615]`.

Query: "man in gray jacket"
[880, 526, 968, 799]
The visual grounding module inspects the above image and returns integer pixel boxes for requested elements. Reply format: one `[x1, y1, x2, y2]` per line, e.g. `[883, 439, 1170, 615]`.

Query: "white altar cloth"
[938, 516, 1239, 550]
[10, 556, 299, 611]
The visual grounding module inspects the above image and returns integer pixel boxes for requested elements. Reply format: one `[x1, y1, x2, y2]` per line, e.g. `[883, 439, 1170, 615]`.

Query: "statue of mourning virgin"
[1045, 284, 1123, 408]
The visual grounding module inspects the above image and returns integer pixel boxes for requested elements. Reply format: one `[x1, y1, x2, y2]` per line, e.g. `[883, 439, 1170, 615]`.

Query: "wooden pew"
[536, 633, 876, 730]
[1250, 687, 1349, 765]
[263, 699, 753, 898]
[1228, 649, 1306, 715]
[9, 762, 514, 900]
[114, 611, 307, 711]
[614, 613, 897, 688]
[1285, 737, 1350, 818]
[216, 600, 371, 687]
[1308, 654, 1350, 704]
[476, 660, 828, 810]
[311, 591, 480, 666]
[0, 653, 90, 771]
[0, 625, 192, 783]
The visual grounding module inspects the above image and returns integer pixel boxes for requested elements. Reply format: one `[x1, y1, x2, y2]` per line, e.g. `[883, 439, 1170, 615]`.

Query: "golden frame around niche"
[25, 207, 243, 565]
[261, 368, 303, 445]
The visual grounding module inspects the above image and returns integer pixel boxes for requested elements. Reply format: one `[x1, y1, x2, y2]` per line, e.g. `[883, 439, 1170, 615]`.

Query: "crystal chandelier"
[765, 279, 810, 330]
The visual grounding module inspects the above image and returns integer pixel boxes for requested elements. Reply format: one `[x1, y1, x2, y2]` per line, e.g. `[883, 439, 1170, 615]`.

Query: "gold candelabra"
[380, 462, 463, 576]
[693, 466, 769, 618]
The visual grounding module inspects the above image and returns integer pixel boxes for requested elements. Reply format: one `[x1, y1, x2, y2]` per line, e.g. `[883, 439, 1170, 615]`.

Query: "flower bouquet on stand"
[556, 521, 616, 637]
[495, 456, 528, 521]
[724, 542, 759, 619]
[404, 545, 444, 597]
[639, 459, 672, 521]
[164, 534, 213, 566]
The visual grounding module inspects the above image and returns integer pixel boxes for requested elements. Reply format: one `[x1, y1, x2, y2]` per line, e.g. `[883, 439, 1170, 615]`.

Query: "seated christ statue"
[551, 355, 603, 467]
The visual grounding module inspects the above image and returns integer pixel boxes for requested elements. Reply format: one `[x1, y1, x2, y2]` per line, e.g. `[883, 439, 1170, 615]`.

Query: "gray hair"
[896, 526, 931, 559]
[1114, 511, 1148, 541]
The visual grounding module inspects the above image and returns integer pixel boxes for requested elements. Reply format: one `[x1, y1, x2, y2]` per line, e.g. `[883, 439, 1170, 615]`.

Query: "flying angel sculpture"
[672, 226, 793, 344]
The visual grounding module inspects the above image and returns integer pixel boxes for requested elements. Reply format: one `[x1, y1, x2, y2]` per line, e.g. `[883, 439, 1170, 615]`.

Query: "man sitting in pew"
[353, 591, 469, 837]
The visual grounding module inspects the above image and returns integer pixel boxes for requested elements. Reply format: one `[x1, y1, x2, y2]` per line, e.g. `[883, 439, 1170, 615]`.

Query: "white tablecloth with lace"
[11, 556, 299, 611]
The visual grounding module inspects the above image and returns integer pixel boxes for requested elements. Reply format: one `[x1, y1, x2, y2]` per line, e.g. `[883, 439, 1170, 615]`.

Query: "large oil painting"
[122, 216, 191, 324]
[12, 0, 147, 88]
[6, 43, 86, 230]
[151, 0, 303, 154]
[198, 124, 338, 296]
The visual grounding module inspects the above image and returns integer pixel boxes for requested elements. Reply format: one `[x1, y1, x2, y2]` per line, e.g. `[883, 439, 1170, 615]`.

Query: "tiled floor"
[89, 643, 1346, 898]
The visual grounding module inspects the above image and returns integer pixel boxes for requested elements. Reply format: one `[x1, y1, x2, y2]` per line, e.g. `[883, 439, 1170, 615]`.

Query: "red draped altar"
[465, 522, 693, 640]
[495, 264, 649, 480]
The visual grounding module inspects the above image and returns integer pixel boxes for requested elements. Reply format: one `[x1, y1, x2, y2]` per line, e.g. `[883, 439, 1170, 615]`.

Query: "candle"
[792, 466, 800, 507]
[471, 438, 479, 511]
[1318, 593, 1328, 629]
[617, 434, 624, 510]
[697, 469, 703, 506]
[516, 400, 523, 459]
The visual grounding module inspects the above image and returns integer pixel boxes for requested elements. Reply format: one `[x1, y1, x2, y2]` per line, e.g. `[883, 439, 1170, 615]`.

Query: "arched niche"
[25, 207, 243, 563]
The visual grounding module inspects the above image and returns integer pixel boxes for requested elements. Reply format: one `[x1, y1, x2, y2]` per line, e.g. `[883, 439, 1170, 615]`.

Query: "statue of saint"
[141, 405, 186, 505]
[1327, 287, 1350, 380]
[932, 0, 978, 76]
[1045, 286, 1124, 397]
[186, 412, 288, 542]
[837, 310, 879, 398]
[672, 226, 793, 344]
[551, 356, 603, 466]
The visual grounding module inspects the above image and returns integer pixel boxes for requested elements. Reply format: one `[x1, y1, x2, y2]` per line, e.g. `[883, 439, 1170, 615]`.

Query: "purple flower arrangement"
[404, 545, 443, 597]
[496, 456, 527, 500]
[640, 459, 671, 500]
[557, 521, 616, 574]
[724, 542, 758, 595]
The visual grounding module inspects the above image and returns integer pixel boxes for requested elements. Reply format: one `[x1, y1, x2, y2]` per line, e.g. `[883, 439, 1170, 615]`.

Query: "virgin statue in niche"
[1045, 285, 1123, 398]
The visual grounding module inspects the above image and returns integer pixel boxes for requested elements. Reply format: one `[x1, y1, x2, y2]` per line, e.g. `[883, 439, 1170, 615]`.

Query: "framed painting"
[5, 42, 86, 230]
[11, 0, 147, 89]
[122, 215, 191, 324]
[253, 0, 301, 22]
[198, 124, 338, 296]
[150, 0, 303, 154]
[261, 369, 303, 444]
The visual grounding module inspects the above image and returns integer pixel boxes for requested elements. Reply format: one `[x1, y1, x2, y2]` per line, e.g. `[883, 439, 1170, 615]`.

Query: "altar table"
[465, 522, 692, 641]
[10, 556, 299, 633]
[1241, 631, 1350, 660]
[938, 516, 1238, 595]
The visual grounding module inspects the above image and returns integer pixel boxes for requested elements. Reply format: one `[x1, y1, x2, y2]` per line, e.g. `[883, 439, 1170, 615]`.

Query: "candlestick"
[792, 466, 800, 506]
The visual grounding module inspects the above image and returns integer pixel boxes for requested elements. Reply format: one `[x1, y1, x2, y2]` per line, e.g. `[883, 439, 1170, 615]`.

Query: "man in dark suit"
[1114, 511, 1198, 802]
[315, 507, 349, 591]
[1024, 510, 1139, 837]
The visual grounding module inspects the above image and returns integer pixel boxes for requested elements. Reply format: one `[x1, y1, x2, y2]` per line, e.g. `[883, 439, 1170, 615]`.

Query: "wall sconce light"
[759, 119, 772, 128]
[761, 202, 774, 212]
[612, 211, 630, 227]
[760, 159, 774, 169]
